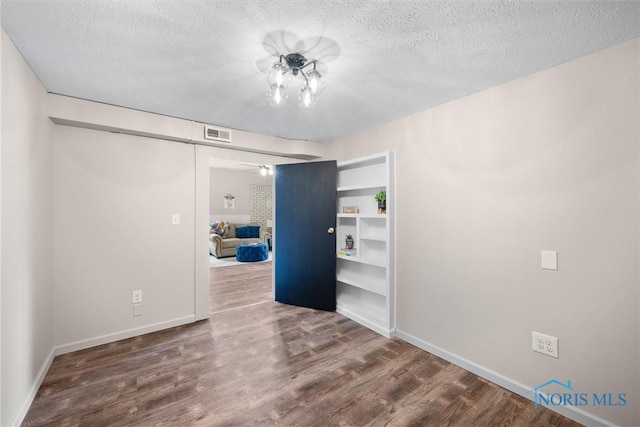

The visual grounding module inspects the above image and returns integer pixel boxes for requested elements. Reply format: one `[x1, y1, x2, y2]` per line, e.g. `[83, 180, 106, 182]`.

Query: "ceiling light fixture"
[266, 53, 324, 109]
[260, 165, 274, 176]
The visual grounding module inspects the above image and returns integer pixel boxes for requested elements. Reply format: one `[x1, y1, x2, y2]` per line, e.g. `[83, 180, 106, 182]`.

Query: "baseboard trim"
[11, 347, 56, 427]
[11, 315, 197, 426]
[12, 319, 619, 427]
[54, 315, 196, 356]
[336, 305, 394, 338]
[394, 329, 616, 427]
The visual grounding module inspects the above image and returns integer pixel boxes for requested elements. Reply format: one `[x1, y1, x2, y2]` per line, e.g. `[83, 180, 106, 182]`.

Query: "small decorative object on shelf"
[345, 234, 354, 249]
[374, 190, 386, 214]
[337, 248, 357, 257]
[342, 206, 359, 214]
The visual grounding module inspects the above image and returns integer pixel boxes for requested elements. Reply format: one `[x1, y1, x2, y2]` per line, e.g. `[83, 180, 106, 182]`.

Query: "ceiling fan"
[240, 163, 274, 176]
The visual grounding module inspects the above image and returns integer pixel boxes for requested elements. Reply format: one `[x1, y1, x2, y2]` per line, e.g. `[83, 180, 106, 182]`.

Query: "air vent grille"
[204, 126, 232, 143]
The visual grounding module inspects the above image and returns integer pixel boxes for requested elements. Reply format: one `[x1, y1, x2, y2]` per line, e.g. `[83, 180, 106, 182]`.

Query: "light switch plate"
[541, 250, 558, 270]
[171, 214, 181, 225]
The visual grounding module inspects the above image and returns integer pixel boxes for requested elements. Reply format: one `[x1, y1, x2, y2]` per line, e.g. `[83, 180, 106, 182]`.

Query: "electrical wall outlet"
[532, 331, 558, 358]
[132, 290, 142, 304]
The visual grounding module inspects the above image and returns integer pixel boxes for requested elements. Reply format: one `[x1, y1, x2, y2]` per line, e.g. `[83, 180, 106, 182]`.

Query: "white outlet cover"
[132, 290, 142, 304]
[532, 331, 559, 358]
[541, 250, 558, 270]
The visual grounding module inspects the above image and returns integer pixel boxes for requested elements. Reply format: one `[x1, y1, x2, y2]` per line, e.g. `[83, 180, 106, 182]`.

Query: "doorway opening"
[207, 158, 274, 314]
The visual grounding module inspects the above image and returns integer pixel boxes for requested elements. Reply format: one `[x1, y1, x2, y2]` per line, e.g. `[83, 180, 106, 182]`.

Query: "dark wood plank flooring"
[23, 263, 581, 426]
[210, 261, 273, 314]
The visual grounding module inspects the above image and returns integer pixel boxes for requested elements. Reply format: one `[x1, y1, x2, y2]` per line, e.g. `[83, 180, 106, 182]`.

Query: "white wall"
[209, 168, 272, 217]
[49, 108, 303, 351]
[1, 31, 54, 426]
[48, 94, 325, 160]
[0, 28, 307, 425]
[52, 126, 197, 349]
[1, 30, 3, 427]
[323, 38, 640, 427]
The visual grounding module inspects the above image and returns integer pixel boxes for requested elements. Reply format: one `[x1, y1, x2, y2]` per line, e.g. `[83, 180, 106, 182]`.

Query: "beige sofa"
[209, 223, 268, 258]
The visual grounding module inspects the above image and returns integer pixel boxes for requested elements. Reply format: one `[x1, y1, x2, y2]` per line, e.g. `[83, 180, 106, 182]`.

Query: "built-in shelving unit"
[336, 152, 395, 338]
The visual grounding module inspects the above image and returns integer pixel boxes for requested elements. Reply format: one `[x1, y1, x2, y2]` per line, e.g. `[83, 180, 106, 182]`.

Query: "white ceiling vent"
[204, 126, 232, 143]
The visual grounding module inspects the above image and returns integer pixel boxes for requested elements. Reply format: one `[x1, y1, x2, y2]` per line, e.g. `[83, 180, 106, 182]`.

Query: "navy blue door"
[275, 161, 336, 311]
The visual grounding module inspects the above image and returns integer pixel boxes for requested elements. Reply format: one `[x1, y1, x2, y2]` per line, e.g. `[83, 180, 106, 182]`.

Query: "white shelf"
[336, 275, 386, 296]
[335, 151, 394, 338]
[360, 235, 386, 242]
[337, 298, 386, 326]
[337, 213, 387, 219]
[337, 184, 386, 192]
[337, 213, 359, 218]
[336, 305, 390, 337]
[336, 284, 390, 337]
[337, 254, 386, 268]
[337, 152, 387, 169]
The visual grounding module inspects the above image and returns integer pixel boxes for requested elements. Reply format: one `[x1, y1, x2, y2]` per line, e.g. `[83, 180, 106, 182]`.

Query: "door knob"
[327, 227, 335, 234]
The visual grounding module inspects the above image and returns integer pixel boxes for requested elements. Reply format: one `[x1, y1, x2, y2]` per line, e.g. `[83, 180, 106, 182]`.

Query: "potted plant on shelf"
[374, 190, 386, 214]
[345, 234, 354, 249]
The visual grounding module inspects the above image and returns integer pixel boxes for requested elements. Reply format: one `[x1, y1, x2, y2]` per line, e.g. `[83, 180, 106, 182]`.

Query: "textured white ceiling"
[2, 1, 639, 142]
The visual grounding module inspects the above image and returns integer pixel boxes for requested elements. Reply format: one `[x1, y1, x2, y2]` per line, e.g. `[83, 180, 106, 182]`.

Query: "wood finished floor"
[23, 263, 582, 427]
[209, 261, 273, 314]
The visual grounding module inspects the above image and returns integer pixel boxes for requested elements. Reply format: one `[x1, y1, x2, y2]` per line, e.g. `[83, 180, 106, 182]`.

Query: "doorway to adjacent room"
[207, 158, 274, 314]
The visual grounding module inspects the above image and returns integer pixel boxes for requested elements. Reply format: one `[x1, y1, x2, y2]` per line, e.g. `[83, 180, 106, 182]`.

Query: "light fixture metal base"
[285, 53, 306, 69]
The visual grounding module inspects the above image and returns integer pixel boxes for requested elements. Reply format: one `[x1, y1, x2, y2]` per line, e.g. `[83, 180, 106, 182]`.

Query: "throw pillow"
[210, 220, 227, 236]
[236, 225, 260, 239]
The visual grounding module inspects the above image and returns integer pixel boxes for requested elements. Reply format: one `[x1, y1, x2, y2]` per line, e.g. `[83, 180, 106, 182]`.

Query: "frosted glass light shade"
[266, 62, 291, 89]
[306, 69, 324, 95]
[267, 86, 287, 107]
[265, 54, 325, 109]
[298, 87, 317, 109]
